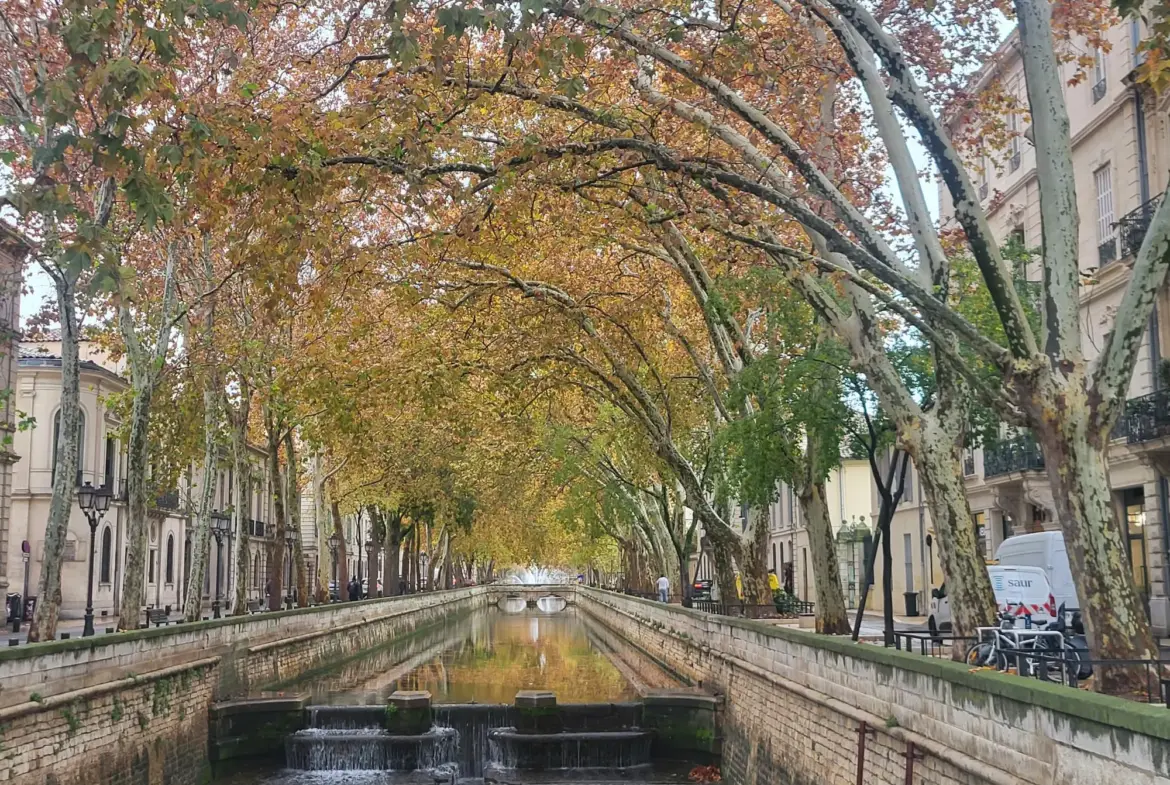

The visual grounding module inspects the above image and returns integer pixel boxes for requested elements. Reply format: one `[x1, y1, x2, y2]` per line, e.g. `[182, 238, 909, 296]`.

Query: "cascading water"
[286, 707, 457, 772]
[487, 729, 654, 772]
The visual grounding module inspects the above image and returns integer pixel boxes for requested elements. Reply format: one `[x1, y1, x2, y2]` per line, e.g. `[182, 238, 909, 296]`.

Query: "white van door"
[989, 565, 1055, 622]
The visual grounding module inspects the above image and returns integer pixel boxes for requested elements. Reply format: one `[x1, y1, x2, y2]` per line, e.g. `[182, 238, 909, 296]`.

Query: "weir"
[0, 585, 1167, 785]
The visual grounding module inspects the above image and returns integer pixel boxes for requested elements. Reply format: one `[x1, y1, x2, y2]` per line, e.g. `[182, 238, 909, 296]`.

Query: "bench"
[146, 608, 172, 627]
[246, 600, 262, 614]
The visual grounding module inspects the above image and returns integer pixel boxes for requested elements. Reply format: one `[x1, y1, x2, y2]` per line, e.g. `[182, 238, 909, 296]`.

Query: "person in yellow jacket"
[768, 571, 780, 592]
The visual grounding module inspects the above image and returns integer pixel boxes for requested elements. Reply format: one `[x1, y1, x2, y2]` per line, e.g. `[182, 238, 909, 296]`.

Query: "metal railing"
[982, 433, 1045, 478]
[691, 599, 815, 618]
[962, 452, 976, 477]
[1092, 79, 1107, 103]
[1119, 194, 1164, 259]
[892, 631, 978, 657]
[1124, 389, 1170, 444]
[154, 489, 181, 511]
[1025, 651, 1170, 705]
[1098, 237, 1118, 267]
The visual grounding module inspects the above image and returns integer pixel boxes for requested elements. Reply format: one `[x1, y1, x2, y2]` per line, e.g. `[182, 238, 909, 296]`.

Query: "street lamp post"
[284, 530, 296, 608]
[210, 516, 229, 619]
[78, 482, 112, 637]
[328, 533, 339, 602]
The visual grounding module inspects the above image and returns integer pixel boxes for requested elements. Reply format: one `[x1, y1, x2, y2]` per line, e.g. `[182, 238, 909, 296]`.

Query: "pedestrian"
[657, 574, 670, 603]
[347, 577, 361, 601]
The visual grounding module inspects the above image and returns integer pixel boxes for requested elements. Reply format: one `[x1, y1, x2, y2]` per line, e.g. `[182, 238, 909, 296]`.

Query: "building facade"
[8, 339, 293, 622]
[766, 459, 872, 604]
[872, 17, 1170, 627]
[0, 226, 27, 601]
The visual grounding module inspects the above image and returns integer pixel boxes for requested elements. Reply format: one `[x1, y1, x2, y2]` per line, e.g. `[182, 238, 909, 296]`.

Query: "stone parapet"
[577, 587, 1170, 785]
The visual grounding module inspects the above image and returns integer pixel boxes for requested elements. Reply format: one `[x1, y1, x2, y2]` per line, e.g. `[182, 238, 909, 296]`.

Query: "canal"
[213, 601, 706, 784]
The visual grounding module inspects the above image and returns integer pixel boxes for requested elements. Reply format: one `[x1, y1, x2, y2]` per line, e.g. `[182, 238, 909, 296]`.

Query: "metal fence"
[692, 600, 815, 618]
[891, 631, 977, 657]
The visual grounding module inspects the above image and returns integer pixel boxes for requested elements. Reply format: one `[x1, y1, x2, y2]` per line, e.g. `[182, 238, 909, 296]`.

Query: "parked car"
[929, 565, 1056, 640]
[692, 579, 713, 601]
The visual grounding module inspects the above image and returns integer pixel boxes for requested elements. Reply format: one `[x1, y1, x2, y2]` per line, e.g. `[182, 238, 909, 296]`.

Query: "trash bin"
[903, 591, 919, 617]
[6, 593, 20, 632]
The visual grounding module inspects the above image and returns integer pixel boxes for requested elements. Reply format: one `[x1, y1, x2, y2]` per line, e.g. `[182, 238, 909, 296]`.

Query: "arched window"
[99, 526, 112, 584]
[51, 409, 86, 481]
[253, 554, 260, 589]
[165, 535, 175, 584]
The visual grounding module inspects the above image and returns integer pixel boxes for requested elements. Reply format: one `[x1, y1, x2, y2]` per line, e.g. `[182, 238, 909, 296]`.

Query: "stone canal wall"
[0, 588, 487, 785]
[577, 587, 1170, 785]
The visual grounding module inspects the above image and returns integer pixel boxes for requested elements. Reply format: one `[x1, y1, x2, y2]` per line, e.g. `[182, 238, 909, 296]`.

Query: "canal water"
[213, 601, 696, 784]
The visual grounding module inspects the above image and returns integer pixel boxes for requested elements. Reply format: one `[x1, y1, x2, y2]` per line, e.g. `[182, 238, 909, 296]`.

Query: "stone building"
[9, 337, 287, 622]
[0, 225, 28, 601]
[874, 18, 1170, 627]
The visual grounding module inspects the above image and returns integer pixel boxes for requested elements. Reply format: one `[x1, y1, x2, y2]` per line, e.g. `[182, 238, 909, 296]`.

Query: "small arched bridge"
[491, 584, 575, 611]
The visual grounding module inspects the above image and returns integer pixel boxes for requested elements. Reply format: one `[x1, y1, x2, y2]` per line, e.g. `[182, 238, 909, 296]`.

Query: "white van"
[994, 532, 1079, 612]
[929, 565, 1056, 636]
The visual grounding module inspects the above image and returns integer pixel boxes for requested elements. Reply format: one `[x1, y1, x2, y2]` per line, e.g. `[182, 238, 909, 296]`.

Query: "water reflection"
[270, 609, 639, 705]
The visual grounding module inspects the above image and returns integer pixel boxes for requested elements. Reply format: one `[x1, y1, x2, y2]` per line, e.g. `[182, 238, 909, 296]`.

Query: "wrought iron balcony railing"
[963, 452, 976, 477]
[1118, 194, 1164, 260]
[1124, 389, 1170, 444]
[153, 489, 181, 511]
[1098, 237, 1118, 267]
[982, 434, 1045, 479]
[1092, 79, 1107, 103]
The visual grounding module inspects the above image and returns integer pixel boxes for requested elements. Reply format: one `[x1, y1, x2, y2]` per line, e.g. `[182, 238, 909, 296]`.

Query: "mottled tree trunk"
[229, 383, 252, 616]
[1036, 416, 1159, 691]
[311, 454, 328, 603]
[383, 511, 402, 596]
[265, 417, 285, 611]
[29, 284, 80, 642]
[283, 431, 307, 607]
[116, 247, 178, 630]
[332, 499, 348, 595]
[117, 383, 153, 631]
[739, 507, 772, 609]
[183, 387, 219, 622]
[799, 481, 849, 634]
[910, 429, 996, 653]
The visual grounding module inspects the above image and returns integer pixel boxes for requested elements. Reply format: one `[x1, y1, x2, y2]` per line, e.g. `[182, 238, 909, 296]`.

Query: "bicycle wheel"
[965, 642, 997, 667]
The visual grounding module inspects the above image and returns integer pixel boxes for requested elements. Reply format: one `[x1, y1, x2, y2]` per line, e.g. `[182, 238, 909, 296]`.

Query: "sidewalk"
[854, 609, 929, 627]
[0, 610, 191, 645]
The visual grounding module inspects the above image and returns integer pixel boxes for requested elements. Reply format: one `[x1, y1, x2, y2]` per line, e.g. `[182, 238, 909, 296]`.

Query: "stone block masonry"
[0, 588, 488, 785]
[0, 657, 216, 785]
[577, 588, 1170, 785]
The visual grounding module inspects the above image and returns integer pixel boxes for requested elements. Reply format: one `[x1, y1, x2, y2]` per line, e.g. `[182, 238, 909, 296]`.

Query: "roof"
[17, 353, 127, 387]
[0, 223, 34, 257]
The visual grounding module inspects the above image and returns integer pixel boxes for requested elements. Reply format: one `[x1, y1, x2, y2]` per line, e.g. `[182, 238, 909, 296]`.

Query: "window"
[801, 548, 808, 599]
[903, 464, 914, 502]
[148, 548, 156, 584]
[1092, 48, 1107, 102]
[165, 535, 175, 584]
[103, 436, 115, 490]
[1123, 488, 1149, 600]
[978, 150, 990, 200]
[1007, 106, 1022, 172]
[253, 554, 261, 589]
[51, 410, 85, 482]
[903, 533, 914, 589]
[1095, 164, 1117, 265]
[771, 543, 777, 572]
[99, 527, 112, 584]
[973, 513, 987, 559]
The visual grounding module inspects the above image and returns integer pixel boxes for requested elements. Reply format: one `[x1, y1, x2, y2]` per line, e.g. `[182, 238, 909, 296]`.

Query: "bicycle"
[964, 608, 1071, 681]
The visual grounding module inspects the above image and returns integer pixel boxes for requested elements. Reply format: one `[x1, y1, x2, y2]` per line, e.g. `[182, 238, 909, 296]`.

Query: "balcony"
[1124, 389, 1170, 444]
[248, 518, 267, 538]
[1092, 79, 1107, 103]
[983, 434, 1045, 479]
[1098, 237, 1118, 267]
[963, 452, 976, 476]
[1009, 150, 1021, 172]
[978, 182, 988, 201]
[153, 489, 181, 511]
[1118, 194, 1164, 260]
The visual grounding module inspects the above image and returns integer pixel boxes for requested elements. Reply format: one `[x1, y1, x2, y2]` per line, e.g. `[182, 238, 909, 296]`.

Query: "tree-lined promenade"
[2, 0, 1168, 692]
